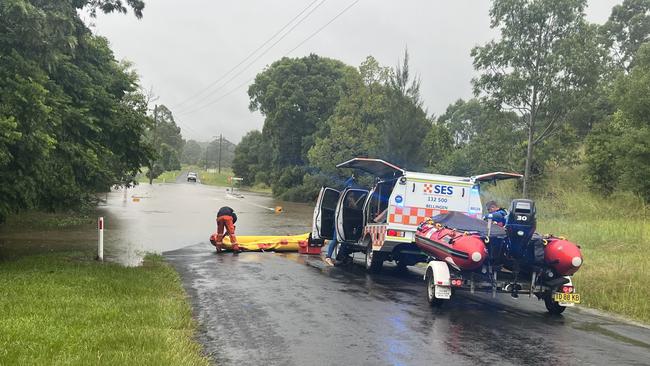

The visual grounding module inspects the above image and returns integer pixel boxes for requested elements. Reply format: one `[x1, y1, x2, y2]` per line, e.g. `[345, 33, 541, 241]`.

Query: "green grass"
[136, 168, 181, 184]
[484, 167, 650, 323]
[194, 167, 271, 194]
[3, 211, 94, 229]
[0, 252, 209, 366]
[198, 167, 234, 187]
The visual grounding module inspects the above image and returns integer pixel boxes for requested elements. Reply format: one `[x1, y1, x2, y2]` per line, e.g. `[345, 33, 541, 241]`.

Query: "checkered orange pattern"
[423, 183, 433, 194]
[389, 206, 448, 226]
[365, 224, 387, 248]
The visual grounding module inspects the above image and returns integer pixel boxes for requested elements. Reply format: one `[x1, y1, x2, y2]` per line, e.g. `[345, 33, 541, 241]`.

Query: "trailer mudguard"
[425, 260, 452, 299]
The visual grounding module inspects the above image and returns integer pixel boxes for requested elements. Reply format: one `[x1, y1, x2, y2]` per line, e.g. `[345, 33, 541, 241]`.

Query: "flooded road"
[0, 175, 312, 265]
[94, 178, 312, 265]
[3, 176, 649, 365]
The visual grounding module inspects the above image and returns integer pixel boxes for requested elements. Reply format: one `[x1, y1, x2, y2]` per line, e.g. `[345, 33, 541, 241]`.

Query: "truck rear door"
[312, 187, 340, 240]
[336, 188, 369, 242]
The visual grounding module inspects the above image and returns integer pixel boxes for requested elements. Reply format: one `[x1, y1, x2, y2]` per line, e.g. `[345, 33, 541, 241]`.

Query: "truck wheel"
[396, 261, 408, 272]
[544, 293, 566, 315]
[425, 269, 444, 307]
[365, 243, 383, 273]
[332, 241, 340, 259]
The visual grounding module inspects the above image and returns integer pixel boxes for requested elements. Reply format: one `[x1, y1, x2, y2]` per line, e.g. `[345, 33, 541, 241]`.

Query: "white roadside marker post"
[97, 217, 104, 261]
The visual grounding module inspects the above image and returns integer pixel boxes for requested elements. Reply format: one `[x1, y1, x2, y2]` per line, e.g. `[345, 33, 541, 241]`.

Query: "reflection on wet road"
[167, 244, 650, 366]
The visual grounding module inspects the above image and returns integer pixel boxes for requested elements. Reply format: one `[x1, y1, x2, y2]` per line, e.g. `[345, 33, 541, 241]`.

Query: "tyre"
[425, 269, 444, 307]
[396, 261, 408, 273]
[332, 241, 340, 260]
[365, 242, 383, 273]
[544, 293, 566, 315]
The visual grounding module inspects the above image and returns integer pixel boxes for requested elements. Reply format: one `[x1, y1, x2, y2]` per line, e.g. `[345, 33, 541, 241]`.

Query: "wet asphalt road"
[167, 245, 650, 366]
[158, 174, 650, 366]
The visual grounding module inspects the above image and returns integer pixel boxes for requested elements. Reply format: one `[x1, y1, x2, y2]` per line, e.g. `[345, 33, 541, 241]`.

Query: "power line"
[173, 0, 324, 112]
[285, 0, 360, 55]
[176, 76, 254, 117]
[176, 0, 328, 115]
[176, 0, 361, 117]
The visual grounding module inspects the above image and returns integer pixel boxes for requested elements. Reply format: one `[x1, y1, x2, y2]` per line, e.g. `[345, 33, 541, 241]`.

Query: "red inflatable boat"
[415, 220, 488, 271]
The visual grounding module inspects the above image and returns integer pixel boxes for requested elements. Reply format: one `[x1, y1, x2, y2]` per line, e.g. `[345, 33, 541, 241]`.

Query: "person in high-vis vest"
[215, 206, 239, 253]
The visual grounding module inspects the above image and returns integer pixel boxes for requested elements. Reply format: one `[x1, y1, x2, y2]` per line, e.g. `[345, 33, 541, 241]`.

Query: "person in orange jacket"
[214, 206, 239, 253]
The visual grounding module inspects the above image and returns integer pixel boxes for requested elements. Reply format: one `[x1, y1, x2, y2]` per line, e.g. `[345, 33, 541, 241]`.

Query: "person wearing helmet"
[214, 206, 239, 253]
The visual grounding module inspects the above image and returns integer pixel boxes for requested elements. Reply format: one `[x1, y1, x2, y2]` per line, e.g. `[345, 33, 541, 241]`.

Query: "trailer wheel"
[365, 243, 383, 273]
[544, 293, 566, 315]
[425, 269, 444, 307]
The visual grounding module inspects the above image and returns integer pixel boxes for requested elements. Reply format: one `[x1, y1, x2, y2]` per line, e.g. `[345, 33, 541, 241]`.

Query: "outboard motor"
[504, 199, 536, 259]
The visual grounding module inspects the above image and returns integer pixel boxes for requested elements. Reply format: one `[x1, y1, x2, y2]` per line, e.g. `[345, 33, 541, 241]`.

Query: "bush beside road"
[0, 252, 209, 366]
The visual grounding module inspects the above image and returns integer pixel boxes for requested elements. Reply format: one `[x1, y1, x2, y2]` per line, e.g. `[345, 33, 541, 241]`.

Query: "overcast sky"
[89, 0, 621, 143]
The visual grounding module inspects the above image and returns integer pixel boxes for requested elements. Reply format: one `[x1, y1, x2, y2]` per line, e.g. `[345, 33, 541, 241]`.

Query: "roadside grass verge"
[195, 167, 272, 194]
[136, 167, 182, 184]
[0, 252, 209, 366]
[198, 167, 234, 187]
[484, 167, 650, 323]
[3, 210, 94, 229]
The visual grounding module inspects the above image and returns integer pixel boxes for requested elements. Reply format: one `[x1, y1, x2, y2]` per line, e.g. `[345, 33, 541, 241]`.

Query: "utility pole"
[218, 133, 223, 174]
[149, 104, 158, 185]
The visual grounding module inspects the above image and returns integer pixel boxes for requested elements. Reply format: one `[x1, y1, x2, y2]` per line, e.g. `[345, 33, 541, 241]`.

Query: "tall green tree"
[308, 57, 385, 179]
[232, 130, 268, 185]
[382, 50, 431, 169]
[308, 53, 431, 180]
[586, 43, 650, 201]
[146, 105, 183, 183]
[247, 54, 354, 197]
[602, 0, 650, 72]
[0, 0, 152, 220]
[472, 0, 606, 196]
[205, 137, 235, 170]
[434, 98, 524, 176]
[181, 139, 202, 166]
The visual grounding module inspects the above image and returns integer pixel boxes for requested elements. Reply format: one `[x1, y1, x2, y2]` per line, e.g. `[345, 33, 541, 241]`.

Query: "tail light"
[451, 279, 463, 287]
[387, 230, 405, 237]
[562, 286, 574, 294]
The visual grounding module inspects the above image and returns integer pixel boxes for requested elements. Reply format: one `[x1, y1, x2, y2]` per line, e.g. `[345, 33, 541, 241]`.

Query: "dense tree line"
[0, 0, 154, 221]
[234, 0, 650, 203]
[181, 138, 236, 169]
[144, 104, 184, 183]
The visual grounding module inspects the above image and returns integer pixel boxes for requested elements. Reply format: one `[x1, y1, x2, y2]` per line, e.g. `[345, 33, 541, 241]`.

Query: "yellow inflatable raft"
[221, 233, 310, 252]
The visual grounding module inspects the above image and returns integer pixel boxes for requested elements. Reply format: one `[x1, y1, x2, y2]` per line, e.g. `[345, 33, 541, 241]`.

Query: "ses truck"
[311, 158, 521, 272]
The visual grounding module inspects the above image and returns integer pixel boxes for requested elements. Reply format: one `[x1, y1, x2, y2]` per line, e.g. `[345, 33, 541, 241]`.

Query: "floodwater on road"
[0, 177, 312, 265]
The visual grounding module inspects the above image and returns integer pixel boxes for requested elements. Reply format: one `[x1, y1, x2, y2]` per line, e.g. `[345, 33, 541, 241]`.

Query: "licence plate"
[435, 285, 451, 299]
[554, 293, 581, 304]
